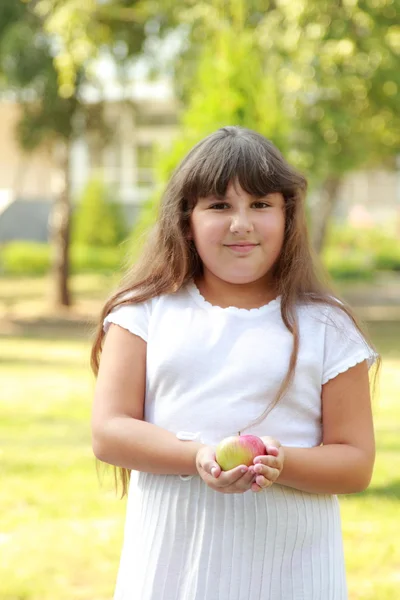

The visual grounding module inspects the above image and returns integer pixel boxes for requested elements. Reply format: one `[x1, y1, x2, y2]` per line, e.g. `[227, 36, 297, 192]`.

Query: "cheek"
[261, 213, 285, 240]
[191, 216, 225, 246]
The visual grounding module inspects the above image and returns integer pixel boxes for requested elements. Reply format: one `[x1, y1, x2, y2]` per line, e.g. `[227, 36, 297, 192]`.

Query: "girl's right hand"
[195, 445, 255, 494]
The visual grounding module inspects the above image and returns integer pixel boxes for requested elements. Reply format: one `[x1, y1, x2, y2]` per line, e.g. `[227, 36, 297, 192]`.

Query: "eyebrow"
[199, 192, 277, 202]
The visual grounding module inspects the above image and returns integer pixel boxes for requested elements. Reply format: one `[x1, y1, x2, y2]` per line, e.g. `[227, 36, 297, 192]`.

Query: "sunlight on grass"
[0, 303, 399, 598]
[0, 273, 117, 304]
[0, 332, 125, 600]
[341, 359, 400, 599]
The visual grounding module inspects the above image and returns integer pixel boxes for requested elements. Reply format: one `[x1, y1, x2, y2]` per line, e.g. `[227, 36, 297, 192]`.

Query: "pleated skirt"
[114, 472, 347, 600]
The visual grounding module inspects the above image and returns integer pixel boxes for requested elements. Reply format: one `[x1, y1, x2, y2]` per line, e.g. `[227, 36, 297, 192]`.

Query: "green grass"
[0, 335, 125, 600]
[1, 275, 400, 599]
[340, 359, 400, 599]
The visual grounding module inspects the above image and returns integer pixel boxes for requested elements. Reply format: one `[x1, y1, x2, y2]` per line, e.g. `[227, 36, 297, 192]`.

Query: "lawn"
[1, 275, 399, 599]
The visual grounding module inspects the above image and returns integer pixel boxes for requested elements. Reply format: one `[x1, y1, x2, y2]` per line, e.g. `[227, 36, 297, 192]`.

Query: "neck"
[195, 274, 278, 310]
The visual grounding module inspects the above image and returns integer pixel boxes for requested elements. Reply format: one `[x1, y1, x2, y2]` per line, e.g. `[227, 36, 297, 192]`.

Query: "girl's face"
[189, 181, 286, 287]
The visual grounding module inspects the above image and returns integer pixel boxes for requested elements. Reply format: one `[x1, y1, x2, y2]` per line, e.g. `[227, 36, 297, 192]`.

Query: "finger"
[255, 475, 273, 489]
[253, 455, 281, 470]
[254, 463, 280, 482]
[251, 478, 270, 492]
[204, 460, 221, 478]
[217, 465, 249, 487]
[266, 446, 280, 456]
[199, 450, 221, 478]
[260, 437, 281, 451]
[210, 464, 221, 478]
[231, 468, 256, 491]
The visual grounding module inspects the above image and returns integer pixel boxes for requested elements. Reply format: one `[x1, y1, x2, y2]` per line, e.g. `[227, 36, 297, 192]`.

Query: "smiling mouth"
[224, 244, 259, 253]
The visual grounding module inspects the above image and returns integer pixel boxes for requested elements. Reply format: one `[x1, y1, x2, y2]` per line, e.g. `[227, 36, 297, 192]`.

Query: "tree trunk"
[49, 140, 71, 308]
[312, 176, 342, 254]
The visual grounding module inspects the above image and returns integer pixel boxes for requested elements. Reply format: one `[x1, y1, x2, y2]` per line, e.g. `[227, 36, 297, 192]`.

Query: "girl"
[91, 126, 379, 600]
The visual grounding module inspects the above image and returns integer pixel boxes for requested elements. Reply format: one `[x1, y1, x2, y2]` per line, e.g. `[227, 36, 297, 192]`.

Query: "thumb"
[210, 463, 221, 478]
[206, 455, 221, 478]
[266, 446, 279, 457]
[260, 437, 280, 456]
[199, 447, 221, 478]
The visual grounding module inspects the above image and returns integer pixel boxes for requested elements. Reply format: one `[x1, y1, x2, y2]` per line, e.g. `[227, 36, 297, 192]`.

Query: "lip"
[224, 243, 259, 254]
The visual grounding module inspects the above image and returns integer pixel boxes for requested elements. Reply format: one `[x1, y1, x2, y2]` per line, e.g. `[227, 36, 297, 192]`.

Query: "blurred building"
[70, 93, 179, 205]
[0, 78, 179, 242]
[0, 81, 398, 243]
[325, 170, 398, 230]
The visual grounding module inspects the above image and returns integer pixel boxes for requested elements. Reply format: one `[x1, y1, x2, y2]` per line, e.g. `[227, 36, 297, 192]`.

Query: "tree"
[260, 0, 400, 250]
[30, 0, 180, 97]
[0, 1, 77, 305]
[129, 0, 290, 255]
[0, 1, 135, 306]
[121, 1, 400, 252]
[35, 0, 400, 253]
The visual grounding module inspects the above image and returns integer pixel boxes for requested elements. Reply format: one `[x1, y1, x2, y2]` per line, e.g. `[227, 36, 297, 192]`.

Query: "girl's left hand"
[250, 436, 284, 493]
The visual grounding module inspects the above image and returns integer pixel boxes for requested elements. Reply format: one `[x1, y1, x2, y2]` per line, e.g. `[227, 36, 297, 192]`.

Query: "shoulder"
[297, 295, 350, 325]
[103, 285, 190, 338]
[296, 296, 368, 346]
[294, 296, 378, 381]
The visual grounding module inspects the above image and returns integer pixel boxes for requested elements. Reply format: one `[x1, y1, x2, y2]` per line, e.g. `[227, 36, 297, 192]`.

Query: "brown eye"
[209, 203, 229, 210]
[252, 202, 271, 208]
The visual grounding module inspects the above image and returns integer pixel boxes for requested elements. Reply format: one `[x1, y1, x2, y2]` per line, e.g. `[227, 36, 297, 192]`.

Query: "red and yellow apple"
[215, 435, 266, 471]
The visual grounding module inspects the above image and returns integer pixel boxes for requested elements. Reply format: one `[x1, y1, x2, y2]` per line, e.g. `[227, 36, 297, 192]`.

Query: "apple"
[215, 435, 266, 471]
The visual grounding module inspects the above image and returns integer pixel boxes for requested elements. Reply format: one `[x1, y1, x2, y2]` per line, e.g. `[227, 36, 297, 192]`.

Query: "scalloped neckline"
[186, 281, 281, 317]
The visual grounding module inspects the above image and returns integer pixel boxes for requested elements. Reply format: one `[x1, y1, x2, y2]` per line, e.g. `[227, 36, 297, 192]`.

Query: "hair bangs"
[181, 133, 298, 206]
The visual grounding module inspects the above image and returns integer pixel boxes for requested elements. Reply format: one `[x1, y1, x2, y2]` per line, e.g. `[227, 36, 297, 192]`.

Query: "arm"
[92, 324, 259, 491]
[279, 360, 375, 494]
[92, 324, 203, 475]
[251, 360, 375, 495]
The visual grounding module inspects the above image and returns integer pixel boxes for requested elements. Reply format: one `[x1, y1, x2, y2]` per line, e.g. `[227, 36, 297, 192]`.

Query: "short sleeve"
[103, 299, 150, 342]
[322, 305, 378, 385]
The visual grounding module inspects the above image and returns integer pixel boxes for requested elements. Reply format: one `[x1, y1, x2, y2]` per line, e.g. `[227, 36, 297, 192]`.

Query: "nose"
[229, 209, 254, 234]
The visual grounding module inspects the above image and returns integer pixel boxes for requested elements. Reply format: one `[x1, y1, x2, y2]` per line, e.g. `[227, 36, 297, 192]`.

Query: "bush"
[0, 242, 125, 276]
[375, 241, 400, 272]
[324, 224, 387, 254]
[70, 245, 125, 274]
[72, 177, 128, 247]
[322, 247, 375, 281]
[323, 224, 400, 278]
[0, 242, 50, 276]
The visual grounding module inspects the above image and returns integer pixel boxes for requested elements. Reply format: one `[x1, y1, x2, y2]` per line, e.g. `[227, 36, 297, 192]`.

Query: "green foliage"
[70, 244, 124, 274]
[32, 0, 168, 97]
[132, 0, 399, 249]
[182, 28, 289, 150]
[8, 0, 399, 275]
[72, 177, 128, 248]
[376, 242, 400, 272]
[0, 242, 51, 276]
[0, 242, 124, 276]
[133, 7, 291, 239]
[325, 223, 400, 256]
[322, 224, 400, 279]
[33, 0, 400, 178]
[263, 0, 400, 181]
[322, 247, 375, 281]
[0, 0, 78, 148]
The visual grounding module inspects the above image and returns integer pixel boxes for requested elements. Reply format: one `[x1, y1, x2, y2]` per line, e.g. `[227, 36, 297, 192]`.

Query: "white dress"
[103, 282, 376, 600]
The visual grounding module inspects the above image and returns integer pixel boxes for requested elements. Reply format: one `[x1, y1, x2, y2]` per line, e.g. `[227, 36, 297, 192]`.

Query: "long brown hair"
[91, 126, 380, 497]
